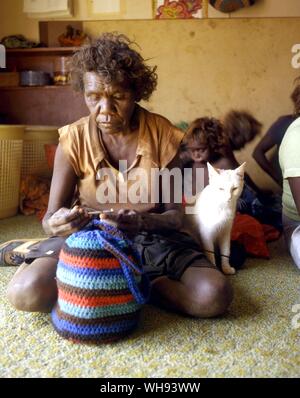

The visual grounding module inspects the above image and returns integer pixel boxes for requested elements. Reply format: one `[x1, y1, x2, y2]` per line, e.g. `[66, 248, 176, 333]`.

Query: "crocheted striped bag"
[51, 219, 149, 345]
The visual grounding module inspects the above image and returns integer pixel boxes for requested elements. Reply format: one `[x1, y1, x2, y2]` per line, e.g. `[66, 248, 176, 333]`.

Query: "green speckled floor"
[0, 215, 299, 377]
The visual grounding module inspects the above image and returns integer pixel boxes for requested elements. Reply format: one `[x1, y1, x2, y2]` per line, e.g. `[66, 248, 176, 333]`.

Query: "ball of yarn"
[51, 219, 148, 344]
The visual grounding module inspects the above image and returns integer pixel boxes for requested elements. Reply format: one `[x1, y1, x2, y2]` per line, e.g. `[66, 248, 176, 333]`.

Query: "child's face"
[187, 139, 210, 163]
[186, 139, 210, 163]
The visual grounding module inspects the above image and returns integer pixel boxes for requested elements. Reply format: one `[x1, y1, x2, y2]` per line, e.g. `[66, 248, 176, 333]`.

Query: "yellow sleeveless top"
[58, 105, 184, 213]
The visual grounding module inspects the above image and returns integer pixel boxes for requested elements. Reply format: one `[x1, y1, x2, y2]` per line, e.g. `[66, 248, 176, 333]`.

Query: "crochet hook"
[87, 209, 114, 215]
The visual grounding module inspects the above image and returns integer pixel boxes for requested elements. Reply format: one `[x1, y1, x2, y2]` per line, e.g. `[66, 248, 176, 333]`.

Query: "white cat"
[194, 162, 246, 275]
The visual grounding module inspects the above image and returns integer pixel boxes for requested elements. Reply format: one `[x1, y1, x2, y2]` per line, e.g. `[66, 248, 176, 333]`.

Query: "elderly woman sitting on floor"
[7, 33, 232, 317]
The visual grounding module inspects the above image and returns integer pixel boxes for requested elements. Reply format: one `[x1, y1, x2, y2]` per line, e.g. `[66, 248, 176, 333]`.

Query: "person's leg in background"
[289, 227, 300, 269]
[282, 213, 300, 269]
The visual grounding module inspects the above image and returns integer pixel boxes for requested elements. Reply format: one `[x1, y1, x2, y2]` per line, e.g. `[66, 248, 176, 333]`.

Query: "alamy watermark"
[0, 44, 5, 68]
[95, 161, 204, 214]
[291, 44, 300, 69]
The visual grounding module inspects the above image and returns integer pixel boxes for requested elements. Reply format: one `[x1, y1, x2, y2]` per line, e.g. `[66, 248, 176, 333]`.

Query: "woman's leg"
[7, 257, 58, 313]
[151, 263, 233, 318]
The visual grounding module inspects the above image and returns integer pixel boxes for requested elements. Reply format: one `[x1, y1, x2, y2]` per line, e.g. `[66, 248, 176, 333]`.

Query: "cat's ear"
[235, 162, 246, 178]
[207, 162, 220, 178]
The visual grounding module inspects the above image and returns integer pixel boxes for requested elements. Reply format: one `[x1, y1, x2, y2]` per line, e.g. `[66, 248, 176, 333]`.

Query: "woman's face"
[84, 72, 136, 135]
[187, 138, 210, 163]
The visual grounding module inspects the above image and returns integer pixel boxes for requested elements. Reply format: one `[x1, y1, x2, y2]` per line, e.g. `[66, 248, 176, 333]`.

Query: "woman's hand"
[43, 205, 91, 236]
[100, 208, 183, 233]
[100, 209, 142, 233]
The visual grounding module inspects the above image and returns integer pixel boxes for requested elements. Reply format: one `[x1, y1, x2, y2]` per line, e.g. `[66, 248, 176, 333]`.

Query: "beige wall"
[0, 0, 39, 41]
[84, 18, 300, 190]
[1, 1, 300, 189]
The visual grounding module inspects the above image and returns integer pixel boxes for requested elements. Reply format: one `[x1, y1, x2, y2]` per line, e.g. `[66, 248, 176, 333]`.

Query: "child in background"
[180, 117, 226, 194]
[181, 111, 282, 230]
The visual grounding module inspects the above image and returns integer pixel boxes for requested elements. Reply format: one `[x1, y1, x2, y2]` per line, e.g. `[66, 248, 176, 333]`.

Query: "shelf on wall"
[6, 47, 80, 54]
[0, 84, 87, 126]
[2, 43, 87, 125]
[0, 85, 72, 90]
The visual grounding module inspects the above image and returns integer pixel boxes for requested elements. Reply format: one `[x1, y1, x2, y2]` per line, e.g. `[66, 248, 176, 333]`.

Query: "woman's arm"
[42, 144, 90, 236]
[288, 177, 300, 216]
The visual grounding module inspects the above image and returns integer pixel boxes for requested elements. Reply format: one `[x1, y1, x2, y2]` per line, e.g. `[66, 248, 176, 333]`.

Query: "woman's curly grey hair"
[70, 32, 157, 102]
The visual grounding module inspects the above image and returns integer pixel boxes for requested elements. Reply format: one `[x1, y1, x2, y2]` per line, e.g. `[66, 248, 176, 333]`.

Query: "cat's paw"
[221, 264, 236, 275]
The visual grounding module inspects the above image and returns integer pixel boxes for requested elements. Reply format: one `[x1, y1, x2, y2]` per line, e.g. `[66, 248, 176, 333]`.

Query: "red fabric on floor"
[231, 213, 280, 259]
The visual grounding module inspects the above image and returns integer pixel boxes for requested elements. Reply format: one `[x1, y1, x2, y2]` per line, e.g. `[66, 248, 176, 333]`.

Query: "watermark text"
[291, 44, 300, 69]
[0, 44, 6, 68]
